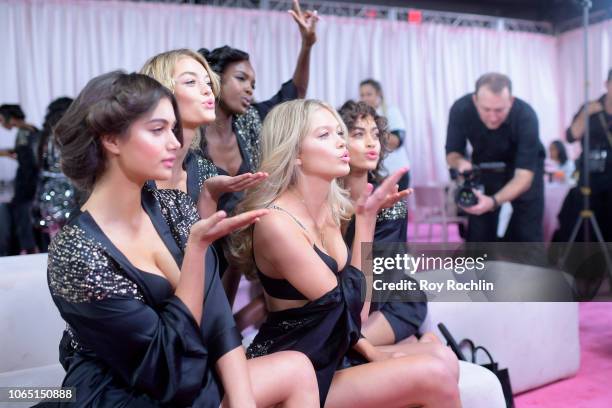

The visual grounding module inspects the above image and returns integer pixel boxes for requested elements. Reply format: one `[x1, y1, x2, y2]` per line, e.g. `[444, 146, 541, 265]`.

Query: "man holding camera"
[445, 73, 545, 242]
[556, 69, 612, 241]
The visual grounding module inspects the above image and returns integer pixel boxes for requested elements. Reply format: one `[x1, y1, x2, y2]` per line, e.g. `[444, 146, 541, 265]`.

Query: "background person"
[445, 72, 545, 242]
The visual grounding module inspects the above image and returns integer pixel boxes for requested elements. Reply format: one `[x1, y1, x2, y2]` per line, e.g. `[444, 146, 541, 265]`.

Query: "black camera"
[449, 162, 506, 207]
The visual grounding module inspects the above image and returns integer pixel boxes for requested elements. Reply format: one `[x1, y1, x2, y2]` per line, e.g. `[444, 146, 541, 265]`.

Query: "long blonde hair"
[140, 49, 219, 149]
[228, 99, 353, 279]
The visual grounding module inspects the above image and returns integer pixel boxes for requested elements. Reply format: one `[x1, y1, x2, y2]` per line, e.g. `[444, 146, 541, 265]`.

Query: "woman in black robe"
[339, 100, 427, 346]
[47, 71, 318, 407]
[229, 99, 460, 407]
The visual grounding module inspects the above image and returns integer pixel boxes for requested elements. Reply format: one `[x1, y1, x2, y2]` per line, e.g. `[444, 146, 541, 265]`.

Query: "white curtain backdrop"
[558, 19, 612, 138]
[0, 0, 610, 185]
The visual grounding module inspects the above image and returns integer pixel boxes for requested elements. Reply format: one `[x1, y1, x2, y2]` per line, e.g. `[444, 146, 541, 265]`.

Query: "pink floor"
[514, 302, 612, 408]
[406, 221, 612, 407]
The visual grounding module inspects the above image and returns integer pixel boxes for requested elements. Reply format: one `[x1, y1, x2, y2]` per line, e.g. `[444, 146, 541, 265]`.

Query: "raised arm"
[567, 101, 603, 142]
[182, 209, 269, 322]
[351, 168, 410, 321]
[288, 0, 319, 98]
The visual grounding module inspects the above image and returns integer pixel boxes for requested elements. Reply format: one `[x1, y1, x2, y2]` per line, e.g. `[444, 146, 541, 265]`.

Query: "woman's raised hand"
[188, 209, 269, 249]
[203, 172, 269, 201]
[288, 0, 319, 47]
[354, 168, 411, 218]
[379, 183, 413, 210]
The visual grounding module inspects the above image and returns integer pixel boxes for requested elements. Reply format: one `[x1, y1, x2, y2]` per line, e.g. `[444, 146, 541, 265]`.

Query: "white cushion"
[0, 254, 65, 373]
[0, 364, 65, 407]
[458, 360, 506, 408]
[0, 363, 64, 388]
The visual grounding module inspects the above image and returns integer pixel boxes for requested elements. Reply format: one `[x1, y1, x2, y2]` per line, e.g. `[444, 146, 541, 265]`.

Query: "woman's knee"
[415, 356, 461, 403]
[280, 351, 318, 391]
[422, 342, 459, 377]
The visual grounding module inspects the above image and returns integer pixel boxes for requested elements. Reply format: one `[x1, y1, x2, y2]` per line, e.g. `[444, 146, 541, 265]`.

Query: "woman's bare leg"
[361, 311, 396, 345]
[375, 333, 460, 381]
[246, 351, 319, 407]
[325, 355, 461, 408]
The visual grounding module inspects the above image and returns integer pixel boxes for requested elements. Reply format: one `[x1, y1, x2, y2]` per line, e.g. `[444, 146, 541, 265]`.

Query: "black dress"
[47, 187, 241, 407]
[203, 80, 299, 215]
[344, 199, 427, 342]
[246, 206, 365, 407]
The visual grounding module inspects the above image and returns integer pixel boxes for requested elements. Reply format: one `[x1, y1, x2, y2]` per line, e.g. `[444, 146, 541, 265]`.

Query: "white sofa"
[0, 254, 66, 407]
[418, 262, 581, 394]
[0, 254, 510, 407]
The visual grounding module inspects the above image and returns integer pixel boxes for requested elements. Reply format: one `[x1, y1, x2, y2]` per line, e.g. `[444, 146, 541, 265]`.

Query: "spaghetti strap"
[267, 204, 307, 231]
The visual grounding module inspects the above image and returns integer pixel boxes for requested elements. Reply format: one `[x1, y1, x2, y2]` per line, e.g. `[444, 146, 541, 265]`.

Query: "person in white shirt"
[546, 140, 575, 184]
[359, 79, 409, 189]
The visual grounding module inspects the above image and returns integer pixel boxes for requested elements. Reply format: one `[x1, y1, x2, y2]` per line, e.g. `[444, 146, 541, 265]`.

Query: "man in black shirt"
[555, 69, 612, 242]
[446, 73, 545, 242]
[0, 104, 39, 254]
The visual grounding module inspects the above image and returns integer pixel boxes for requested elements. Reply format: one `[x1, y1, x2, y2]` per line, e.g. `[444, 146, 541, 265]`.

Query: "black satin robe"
[246, 259, 365, 407]
[46, 187, 241, 407]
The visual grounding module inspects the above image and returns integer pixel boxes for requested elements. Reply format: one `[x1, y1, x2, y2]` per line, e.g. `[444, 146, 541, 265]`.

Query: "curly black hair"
[198, 46, 250, 76]
[338, 100, 390, 184]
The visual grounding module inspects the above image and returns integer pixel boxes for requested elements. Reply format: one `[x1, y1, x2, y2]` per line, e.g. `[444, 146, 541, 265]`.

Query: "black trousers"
[0, 200, 37, 254]
[467, 175, 544, 243]
[0, 203, 12, 256]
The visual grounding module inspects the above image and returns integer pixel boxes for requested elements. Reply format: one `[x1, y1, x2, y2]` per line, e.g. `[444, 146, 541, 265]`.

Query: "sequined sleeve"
[48, 224, 144, 304]
[194, 152, 218, 191]
[377, 200, 407, 222]
[47, 224, 216, 405]
[150, 187, 200, 252]
[234, 105, 263, 172]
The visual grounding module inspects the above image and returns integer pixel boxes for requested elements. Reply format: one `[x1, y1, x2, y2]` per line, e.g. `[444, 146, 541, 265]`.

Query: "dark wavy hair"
[550, 140, 568, 165]
[37, 97, 74, 164]
[198, 46, 250, 76]
[338, 100, 389, 183]
[55, 71, 182, 192]
[0, 104, 25, 122]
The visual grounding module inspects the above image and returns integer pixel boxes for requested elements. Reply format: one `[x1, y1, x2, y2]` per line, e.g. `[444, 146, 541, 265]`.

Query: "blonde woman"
[230, 99, 460, 407]
[141, 49, 269, 284]
[141, 49, 267, 218]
